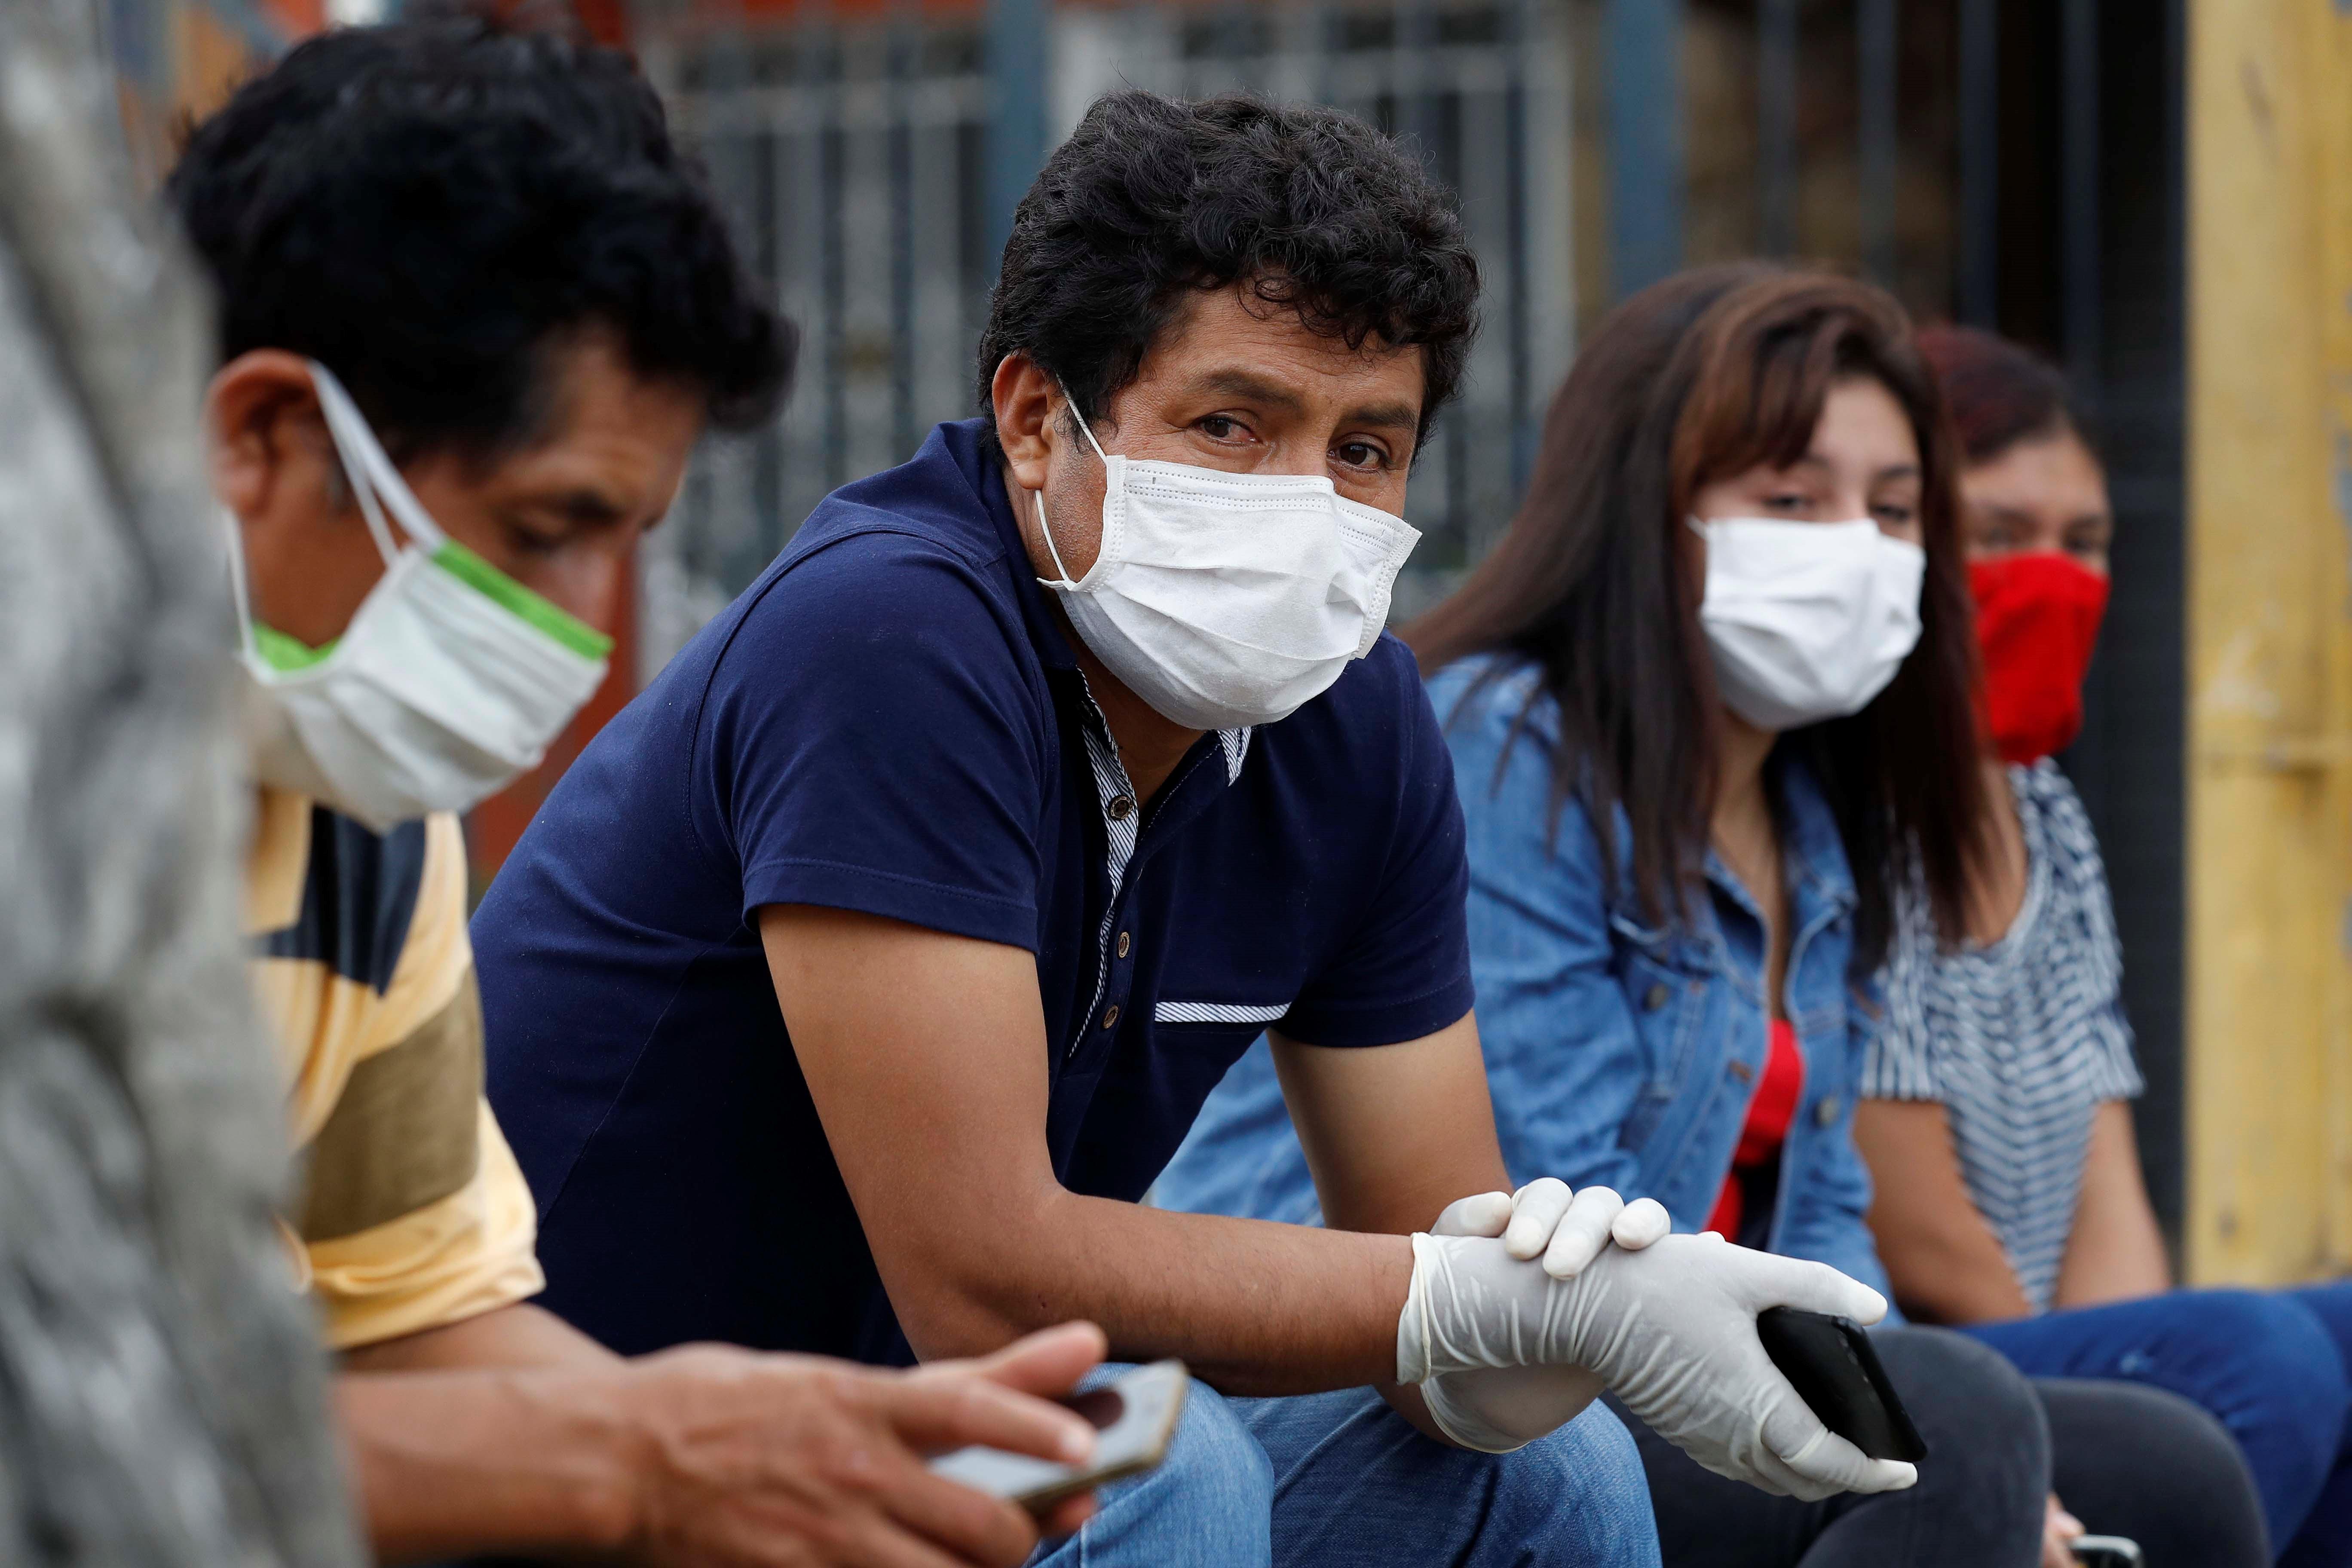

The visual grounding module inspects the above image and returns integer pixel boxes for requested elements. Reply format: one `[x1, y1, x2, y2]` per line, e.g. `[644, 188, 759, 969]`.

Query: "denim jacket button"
[1815, 1095, 1843, 1127]
[1728, 1059, 1756, 1085]
[1644, 983, 1670, 1012]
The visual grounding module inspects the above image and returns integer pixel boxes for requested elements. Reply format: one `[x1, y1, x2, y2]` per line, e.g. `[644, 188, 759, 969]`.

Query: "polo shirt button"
[1107, 795, 1135, 821]
[1644, 983, 1669, 1011]
[1102, 1004, 1121, 1029]
[1116, 931, 1131, 959]
[1816, 1095, 1843, 1127]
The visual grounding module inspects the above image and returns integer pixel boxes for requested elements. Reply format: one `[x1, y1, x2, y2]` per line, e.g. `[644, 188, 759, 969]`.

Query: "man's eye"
[1335, 441, 1385, 469]
[1765, 492, 1809, 511]
[1199, 415, 1244, 441]
[506, 522, 570, 557]
[1874, 503, 1916, 526]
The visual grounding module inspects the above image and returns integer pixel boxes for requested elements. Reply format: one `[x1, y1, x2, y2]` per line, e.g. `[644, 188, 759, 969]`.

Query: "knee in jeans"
[1484, 1402, 1660, 1564]
[1152, 1379, 1275, 1518]
[2180, 1291, 2350, 1427]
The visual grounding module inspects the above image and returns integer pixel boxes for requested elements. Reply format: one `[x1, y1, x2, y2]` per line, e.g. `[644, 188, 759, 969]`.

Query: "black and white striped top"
[1864, 759, 2145, 1312]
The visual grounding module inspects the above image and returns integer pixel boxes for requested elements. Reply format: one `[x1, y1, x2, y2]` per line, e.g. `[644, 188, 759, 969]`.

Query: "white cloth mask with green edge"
[225, 360, 613, 832]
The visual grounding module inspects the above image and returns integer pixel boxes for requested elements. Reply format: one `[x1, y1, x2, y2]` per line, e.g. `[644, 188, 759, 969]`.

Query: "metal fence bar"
[985, 0, 1047, 268]
[1758, 0, 1798, 257]
[2061, 0, 2102, 392]
[1957, 0, 1998, 326]
[1604, 0, 1683, 298]
[1857, 0, 1897, 285]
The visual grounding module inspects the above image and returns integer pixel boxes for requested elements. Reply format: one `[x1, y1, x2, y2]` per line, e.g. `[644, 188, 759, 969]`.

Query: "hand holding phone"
[1755, 1307, 1928, 1463]
[928, 1359, 1189, 1515]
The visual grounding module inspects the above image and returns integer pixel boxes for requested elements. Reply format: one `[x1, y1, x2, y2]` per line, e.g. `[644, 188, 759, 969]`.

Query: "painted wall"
[2186, 0, 2352, 1283]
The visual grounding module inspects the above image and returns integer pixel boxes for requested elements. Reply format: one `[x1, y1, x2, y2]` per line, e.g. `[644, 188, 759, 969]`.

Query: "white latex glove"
[1398, 1228, 1919, 1500]
[1411, 1183, 1672, 1451]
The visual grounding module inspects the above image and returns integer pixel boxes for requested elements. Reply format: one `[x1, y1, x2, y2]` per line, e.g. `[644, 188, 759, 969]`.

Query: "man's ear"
[206, 349, 343, 530]
[989, 352, 1060, 495]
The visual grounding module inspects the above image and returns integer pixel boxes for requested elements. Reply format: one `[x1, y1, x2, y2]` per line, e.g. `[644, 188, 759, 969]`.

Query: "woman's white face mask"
[1032, 395, 1421, 731]
[1689, 515, 1925, 732]
[224, 361, 613, 831]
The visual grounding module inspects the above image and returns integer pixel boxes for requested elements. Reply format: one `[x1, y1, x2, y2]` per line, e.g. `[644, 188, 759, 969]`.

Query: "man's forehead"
[1138, 284, 1426, 419]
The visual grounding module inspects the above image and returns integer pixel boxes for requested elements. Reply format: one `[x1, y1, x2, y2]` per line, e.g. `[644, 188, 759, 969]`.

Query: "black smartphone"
[2072, 1537, 2144, 1567]
[1755, 1307, 1929, 1463]
[927, 1360, 1189, 1515]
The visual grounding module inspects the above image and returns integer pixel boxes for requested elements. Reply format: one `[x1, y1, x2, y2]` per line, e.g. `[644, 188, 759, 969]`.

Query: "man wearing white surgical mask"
[476, 89, 1913, 1568]
[181, 14, 1120, 1568]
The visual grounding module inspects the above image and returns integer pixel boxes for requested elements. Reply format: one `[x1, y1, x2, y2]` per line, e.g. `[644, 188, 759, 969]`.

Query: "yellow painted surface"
[2186, 0, 2352, 1283]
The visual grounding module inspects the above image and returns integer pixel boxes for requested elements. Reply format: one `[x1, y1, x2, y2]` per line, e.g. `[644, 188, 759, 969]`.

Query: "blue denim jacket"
[1155, 654, 1892, 1300]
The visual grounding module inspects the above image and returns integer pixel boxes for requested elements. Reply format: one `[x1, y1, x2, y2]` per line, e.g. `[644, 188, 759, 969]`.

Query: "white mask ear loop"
[221, 509, 264, 663]
[1032, 386, 1112, 590]
[309, 360, 448, 565]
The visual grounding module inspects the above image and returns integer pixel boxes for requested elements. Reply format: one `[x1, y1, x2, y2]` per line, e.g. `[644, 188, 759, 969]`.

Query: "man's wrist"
[528, 1363, 649, 1554]
[336, 1363, 650, 1559]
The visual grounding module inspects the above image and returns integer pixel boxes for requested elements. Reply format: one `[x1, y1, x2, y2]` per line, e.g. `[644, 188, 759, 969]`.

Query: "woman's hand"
[2041, 1493, 2087, 1568]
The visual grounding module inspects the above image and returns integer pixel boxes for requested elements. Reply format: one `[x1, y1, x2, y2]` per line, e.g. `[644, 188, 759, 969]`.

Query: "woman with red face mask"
[1855, 325, 2352, 1566]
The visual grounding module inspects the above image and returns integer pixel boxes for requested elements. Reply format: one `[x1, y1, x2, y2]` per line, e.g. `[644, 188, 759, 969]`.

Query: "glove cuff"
[1396, 1232, 1437, 1384]
[1418, 1371, 1534, 1454]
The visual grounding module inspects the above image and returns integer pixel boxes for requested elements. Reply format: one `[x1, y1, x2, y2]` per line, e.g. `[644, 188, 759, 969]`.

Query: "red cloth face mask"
[1970, 553, 2111, 764]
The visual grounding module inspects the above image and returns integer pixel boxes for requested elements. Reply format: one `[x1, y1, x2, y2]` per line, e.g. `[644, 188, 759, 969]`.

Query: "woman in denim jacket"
[1159, 264, 2266, 1567]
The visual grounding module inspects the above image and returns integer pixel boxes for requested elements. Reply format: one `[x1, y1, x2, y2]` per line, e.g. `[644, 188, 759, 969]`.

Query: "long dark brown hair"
[1407, 263, 1987, 971]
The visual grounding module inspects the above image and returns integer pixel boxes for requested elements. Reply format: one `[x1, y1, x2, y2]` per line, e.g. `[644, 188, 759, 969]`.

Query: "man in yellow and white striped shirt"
[184, 12, 1105, 1565]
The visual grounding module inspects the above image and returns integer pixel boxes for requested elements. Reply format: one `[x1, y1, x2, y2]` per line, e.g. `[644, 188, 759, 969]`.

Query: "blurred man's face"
[210, 327, 702, 650]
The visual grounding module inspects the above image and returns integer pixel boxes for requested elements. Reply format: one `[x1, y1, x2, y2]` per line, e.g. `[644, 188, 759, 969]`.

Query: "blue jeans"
[1034, 1374, 1660, 1567]
[1966, 1285, 2352, 1561]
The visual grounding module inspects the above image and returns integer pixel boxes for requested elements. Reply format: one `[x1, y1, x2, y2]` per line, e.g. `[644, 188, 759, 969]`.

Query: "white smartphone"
[928, 1359, 1189, 1514]
[2073, 1537, 2144, 1568]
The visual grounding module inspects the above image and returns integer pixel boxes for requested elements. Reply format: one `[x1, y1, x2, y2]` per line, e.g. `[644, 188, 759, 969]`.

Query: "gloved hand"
[1398, 1225, 1918, 1500]
[1412, 1182, 1674, 1452]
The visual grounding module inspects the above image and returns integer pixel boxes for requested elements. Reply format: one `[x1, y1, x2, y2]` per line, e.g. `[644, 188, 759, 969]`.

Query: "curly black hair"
[168, 6, 794, 461]
[977, 90, 1480, 447]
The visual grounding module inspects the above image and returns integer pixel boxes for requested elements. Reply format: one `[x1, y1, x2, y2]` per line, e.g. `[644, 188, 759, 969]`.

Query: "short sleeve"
[297, 816, 544, 1347]
[1277, 640, 1476, 1047]
[700, 532, 1052, 949]
[1860, 885, 1945, 1101]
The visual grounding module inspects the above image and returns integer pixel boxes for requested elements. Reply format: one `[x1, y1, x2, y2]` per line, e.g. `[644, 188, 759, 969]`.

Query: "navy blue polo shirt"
[472, 419, 1473, 1366]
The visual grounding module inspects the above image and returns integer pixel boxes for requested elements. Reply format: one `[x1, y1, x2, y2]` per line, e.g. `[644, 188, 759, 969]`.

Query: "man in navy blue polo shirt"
[476, 90, 1914, 1565]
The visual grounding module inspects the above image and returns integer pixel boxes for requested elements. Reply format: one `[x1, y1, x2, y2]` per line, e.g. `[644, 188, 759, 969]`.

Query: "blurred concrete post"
[985, 0, 1049, 275]
[1604, 0, 1683, 299]
[0, 0, 363, 1561]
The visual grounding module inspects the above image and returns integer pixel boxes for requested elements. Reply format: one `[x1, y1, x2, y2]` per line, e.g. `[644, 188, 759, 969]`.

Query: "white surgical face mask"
[1032, 397, 1420, 730]
[1690, 515, 1925, 732]
[224, 361, 613, 832]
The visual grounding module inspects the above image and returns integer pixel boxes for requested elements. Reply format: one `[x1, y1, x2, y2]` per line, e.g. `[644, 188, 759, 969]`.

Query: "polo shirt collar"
[940, 418, 1253, 787]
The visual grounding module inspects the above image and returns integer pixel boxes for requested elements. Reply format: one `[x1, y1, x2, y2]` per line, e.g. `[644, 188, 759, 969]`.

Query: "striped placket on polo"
[1062, 675, 1251, 1064]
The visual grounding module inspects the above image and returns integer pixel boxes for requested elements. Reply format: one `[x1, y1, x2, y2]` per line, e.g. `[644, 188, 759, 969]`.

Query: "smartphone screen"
[928, 1360, 1190, 1513]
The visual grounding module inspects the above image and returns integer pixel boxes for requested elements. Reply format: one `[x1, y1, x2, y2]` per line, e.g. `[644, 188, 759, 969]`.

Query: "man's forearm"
[887, 1194, 1416, 1397]
[342, 1301, 616, 1374]
[337, 1365, 640, 1564]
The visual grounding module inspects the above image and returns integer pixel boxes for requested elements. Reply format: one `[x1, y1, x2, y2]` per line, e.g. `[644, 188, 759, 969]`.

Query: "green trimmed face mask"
[226, 361, 613, 831]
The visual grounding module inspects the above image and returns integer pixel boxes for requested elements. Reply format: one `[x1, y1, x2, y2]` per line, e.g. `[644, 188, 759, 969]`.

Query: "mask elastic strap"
[308, 360, 447, 564]
[221, 508, 263, 663]
[1034, 490, 1079, 588]
[1032, 383, 1107, 590]
[1062, 389, 1111, 465]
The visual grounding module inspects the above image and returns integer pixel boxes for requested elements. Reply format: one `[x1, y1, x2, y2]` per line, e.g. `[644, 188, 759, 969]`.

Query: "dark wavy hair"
[977, 90, 1480, 447]
[168, 5, 794, 461]
[1409, 264, 1988, 970]
[1915, 323, 2098, 466]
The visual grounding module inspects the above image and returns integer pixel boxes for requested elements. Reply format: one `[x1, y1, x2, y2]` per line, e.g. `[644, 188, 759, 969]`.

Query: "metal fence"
[632, 0, 1576, 674]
